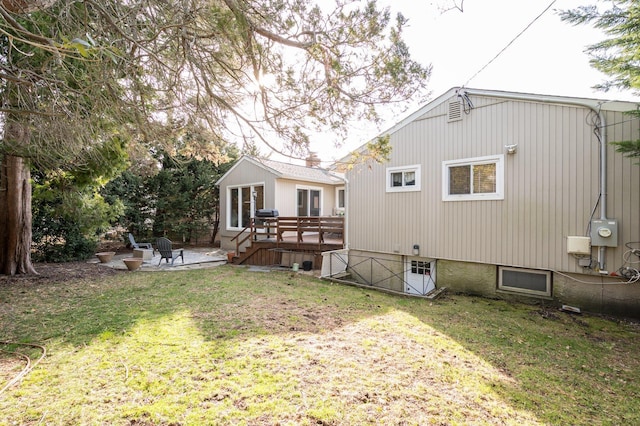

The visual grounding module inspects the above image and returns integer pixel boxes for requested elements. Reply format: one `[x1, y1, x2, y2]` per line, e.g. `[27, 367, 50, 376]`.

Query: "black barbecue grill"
[255, 209, 279, 218]
[255, 209, 279, 240]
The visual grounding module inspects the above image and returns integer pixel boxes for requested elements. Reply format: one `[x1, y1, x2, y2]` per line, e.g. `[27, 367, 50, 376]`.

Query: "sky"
[304, 0, 640, 164]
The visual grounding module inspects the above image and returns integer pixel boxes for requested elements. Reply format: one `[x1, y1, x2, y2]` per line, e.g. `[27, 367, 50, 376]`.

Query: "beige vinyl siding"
[218, 160, 277, 237]
[220, 161, 335, 235]
[274, 179, 297, 216]
[608, 110, 640, 254]
[275, 179, 338, 217]
[347, 95, 640, 274]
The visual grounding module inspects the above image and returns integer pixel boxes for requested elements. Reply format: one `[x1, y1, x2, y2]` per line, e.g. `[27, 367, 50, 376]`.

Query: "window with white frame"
[442, 155, 504, 201]
[386, 165, 421, 192]
[336, 187, 345, 209]
[411, 260, 431, 275]
[297, 187, 322, 216]
[227, 184, 264, 229]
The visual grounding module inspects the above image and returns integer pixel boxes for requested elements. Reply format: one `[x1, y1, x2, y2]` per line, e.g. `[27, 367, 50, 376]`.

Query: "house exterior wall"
[345, 91, 640, 317]
[275, 178, 339, 217]
[218, 160, 343, 251]
[218, 160, 277, 251]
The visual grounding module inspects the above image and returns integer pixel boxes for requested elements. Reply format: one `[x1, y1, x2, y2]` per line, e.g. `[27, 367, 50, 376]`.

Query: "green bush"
[32, 222, 98, 263]
[32, 179, 122, 262]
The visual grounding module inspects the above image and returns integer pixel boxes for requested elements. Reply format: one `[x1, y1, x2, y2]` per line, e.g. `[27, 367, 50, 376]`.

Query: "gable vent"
[448, 99, 462, 122]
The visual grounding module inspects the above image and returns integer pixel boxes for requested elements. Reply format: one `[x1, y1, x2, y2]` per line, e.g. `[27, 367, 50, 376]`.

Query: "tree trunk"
[210, 205, 220, 245]
[0, 154, 38, 275]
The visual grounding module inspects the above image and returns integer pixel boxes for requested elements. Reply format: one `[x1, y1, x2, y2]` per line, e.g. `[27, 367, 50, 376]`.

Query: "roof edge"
[215, 155, 283, 186]
[339, 87, 640, 164]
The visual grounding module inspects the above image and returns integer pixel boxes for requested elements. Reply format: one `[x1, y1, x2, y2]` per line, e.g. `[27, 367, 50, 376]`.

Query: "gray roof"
[216, 155, 345, 186]
[257, 157, 344, 185]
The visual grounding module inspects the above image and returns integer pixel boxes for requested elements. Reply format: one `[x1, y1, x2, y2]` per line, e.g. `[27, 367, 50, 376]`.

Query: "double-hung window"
[386, 165, 421, 192]
[442, 155, 504, 201]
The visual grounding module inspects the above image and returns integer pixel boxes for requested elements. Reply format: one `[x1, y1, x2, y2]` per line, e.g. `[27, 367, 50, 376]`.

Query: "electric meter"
[590, 219, 618, 247]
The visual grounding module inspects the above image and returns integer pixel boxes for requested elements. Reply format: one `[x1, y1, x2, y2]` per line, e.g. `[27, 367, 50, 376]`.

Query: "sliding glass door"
[297, 188, 321, 216]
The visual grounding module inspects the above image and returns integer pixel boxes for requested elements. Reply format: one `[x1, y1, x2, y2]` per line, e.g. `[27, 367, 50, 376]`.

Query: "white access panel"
[567, 236, 591, 255]
[405, 258, 436, 295]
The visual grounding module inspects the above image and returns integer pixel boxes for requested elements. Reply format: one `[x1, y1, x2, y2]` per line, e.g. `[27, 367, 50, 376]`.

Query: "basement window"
[498, 267, 552, 297]
[386, 165, 421, 193]
[411, 260, 431, 275]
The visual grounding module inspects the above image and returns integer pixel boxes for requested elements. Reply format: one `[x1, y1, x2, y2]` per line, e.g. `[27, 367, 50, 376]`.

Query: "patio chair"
[156, 237, 184, 266]
[128, 233, 154, 252]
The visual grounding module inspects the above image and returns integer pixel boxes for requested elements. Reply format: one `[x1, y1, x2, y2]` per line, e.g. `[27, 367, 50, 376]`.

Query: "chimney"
[305, 152, 321, 168]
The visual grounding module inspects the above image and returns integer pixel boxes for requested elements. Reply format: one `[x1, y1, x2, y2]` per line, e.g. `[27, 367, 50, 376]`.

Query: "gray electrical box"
[590, 219, 619, 247]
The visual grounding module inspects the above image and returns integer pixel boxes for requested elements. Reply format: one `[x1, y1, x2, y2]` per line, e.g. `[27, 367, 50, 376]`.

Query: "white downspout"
[343, 175, 349, 250]
[597, 110, 608, 271]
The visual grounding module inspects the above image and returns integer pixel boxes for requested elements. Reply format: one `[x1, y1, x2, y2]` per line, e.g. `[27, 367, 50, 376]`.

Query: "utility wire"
[463, 0, 557, 87]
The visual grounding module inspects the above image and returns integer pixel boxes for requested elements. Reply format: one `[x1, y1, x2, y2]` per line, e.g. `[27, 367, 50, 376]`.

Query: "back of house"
[217, 155, 345, 253]
[341, 87, 640, 317]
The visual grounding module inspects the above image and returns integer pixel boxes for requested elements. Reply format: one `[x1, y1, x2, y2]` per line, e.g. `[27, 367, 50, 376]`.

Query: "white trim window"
[227, 183, 264, 229]
[386, 165, 421, 192]
[336, 187, 345, 208]
[297, 186, 322, 216]
[442, 155, 504, 201]
[334, 186, 345, 215]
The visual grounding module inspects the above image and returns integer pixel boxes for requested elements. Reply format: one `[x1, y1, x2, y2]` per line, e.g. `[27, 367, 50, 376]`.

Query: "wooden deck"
[230, 217, 344, 268]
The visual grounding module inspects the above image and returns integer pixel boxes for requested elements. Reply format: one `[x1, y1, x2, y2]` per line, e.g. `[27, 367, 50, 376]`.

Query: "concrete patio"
[90, 247, 228, 271]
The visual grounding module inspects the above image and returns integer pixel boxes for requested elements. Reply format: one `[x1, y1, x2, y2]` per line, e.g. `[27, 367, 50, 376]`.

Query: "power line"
[463, 0, 558, 87]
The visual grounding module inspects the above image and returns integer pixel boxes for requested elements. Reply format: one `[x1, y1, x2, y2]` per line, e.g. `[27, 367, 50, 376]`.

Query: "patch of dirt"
[0, 239, 219, 288]
[0, 261, 124, 288]
[0, 241, 131, 288]
[532, 306, 561, 320]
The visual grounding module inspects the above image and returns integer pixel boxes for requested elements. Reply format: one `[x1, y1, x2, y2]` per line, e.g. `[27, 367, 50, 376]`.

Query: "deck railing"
[230, 216, 344, 255]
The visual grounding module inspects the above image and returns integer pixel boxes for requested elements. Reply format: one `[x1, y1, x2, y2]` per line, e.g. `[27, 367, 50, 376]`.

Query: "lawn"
[1, 264, 639, 425]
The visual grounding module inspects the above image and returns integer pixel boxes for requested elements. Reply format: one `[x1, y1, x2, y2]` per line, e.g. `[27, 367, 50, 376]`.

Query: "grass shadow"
[1, 265, 640, 425]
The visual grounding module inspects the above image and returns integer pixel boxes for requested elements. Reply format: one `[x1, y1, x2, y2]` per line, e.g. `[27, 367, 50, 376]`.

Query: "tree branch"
[0, 0, 56, 14]
[221, 0, 313, 49]
[0, 3, 55, 45]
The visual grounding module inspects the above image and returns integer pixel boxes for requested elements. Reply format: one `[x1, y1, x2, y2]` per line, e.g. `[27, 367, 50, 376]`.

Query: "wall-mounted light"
[505, 144, 518, 155]
[412, 244, 420, 256]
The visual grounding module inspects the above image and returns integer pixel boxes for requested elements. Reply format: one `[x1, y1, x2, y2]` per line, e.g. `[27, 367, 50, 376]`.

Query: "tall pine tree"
[0, 0, 431, 275]
[561, 1, 640, 161]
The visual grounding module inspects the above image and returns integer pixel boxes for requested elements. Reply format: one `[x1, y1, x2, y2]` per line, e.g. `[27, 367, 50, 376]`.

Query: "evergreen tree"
[561, 1, 640, 160]
[31, 136, 128, 261]
[0, 0, 430, 275]
[150, 155, 219, 244]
